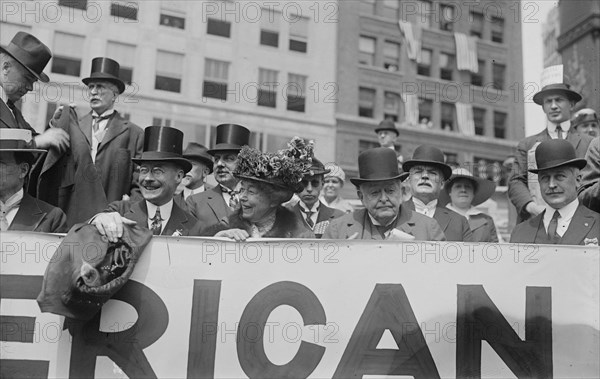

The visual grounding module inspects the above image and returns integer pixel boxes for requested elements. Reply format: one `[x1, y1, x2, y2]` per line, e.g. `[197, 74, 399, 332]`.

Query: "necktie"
[302, 209, 315, 228]
[150, 208, 163, 235]
[222, 187, 239, 209]
[547, 210, 561, 243]
[556, 124, 563, 139]
[0, 199, 21, 231]
[6, 100, 29, 130]
[92, 114, 112, 134]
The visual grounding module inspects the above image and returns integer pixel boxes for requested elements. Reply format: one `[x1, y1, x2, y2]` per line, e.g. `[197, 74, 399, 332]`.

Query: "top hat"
[375, 119, 399, 136]
[207, 124, 251, 155]
[571, 108, 598, 128]
[308, 157, 330, 176]
[350, 147, 404, 186]
[0, 32, 51, 83]
[402, 145, 452, 180]
[132, 126, 192, 172]
[532, 82, 582, 106]
[439, 167, 496, 207]
[528, 139, 587, 174]
[0, 128, 46, 154]
[183, 142, 214, 173]
[82, 57, 126, 94]
[324, 163, 346, 182]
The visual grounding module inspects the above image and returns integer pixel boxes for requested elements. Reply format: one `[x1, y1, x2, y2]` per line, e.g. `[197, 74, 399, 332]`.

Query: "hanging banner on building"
[1, 232, 599, 378]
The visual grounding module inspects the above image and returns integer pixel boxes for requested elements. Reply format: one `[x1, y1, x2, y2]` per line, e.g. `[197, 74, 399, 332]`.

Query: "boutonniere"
[386, 228, 415, 241]
[172, 229, 183, 237]
[313, 221, 330, 235]
[584, 237, 598, 246]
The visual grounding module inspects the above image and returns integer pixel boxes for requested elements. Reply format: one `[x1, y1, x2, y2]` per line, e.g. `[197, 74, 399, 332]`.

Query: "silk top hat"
[0, 129, 46, 154]
[375, 119, 399, 136]
[350, 147, 404, 186]
[439, 168, 496, 207]
[402, 145, 452, 180]
[571, 108, 598, 128]
[82, 57, 126, 94]
[308, 157, 330, 176]
[207, 124, 250, 155]
[0, 32, 51, 83]
[183, 142, 214, 174]
[132, 126, 192, 172]
[528, 139, 587, 174]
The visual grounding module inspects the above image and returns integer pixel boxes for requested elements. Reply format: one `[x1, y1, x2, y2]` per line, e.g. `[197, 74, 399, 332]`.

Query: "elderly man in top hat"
[510, 139, 599, 245]
[403, 145, 474, 242]
[91, 126, 197, 241]
[375, 119, 403, 169]
[319, 162, 354, 213]
[579, 136, 600, 213]
[0, 129, 67, 232]
[0, 32, 69, 151]
[186, 123, 250, 228]
[323, 148, 445, 241]
[288, 157, 344, 238]
[509, 67, 593, 223]
[571, 108, 598, 138]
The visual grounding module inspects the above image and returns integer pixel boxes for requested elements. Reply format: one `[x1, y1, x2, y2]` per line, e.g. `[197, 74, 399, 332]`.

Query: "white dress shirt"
[546, 120, 571, 139]
[1, 189, 24, 227]
[413, 198, 438, 217]
[146, 200, 174, 233]
[90, 109, 115, 162]
[183, 185, 205, 200]
[542, 198, 579, 237]
[298, 201, 320, 229]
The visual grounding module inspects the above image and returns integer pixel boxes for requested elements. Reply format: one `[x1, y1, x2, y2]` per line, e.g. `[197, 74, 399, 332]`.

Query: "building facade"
[543, 6, 562, 68]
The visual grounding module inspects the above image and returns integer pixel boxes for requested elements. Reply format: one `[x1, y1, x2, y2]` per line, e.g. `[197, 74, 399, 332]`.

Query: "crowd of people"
[1, 32, 599, 246]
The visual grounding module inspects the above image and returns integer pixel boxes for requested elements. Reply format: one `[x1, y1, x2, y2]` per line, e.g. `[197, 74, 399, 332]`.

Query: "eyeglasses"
[139, 167, 166, 177]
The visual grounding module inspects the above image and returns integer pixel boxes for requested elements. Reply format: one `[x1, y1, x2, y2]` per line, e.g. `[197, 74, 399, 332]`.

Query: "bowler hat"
[375, 119, 399, 136]
[439, 167, 496, 207]
[82, 57, 126, 94]
[207, 124, 250, 155]
[183, 142, 214, 173]
[350, 147, 405, 186]
[571, 108, 598, 128]
[0, 128, 46, 154]
[402, 145, 452, 180]
[0, 32, 51, 83]
[532, 83, 582, 105]
[528, 139, 587, 173]
[132, 126, 192, 172]
[308, 157, 330, 176]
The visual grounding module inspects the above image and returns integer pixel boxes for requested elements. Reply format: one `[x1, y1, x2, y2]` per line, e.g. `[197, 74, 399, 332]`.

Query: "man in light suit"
[186, 123, 250, 229]
[511, 139, 599, 245]
[323, 148, 445, 241]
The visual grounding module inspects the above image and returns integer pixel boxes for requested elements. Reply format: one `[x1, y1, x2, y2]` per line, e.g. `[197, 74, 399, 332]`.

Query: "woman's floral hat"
[235, 137, 314, 192]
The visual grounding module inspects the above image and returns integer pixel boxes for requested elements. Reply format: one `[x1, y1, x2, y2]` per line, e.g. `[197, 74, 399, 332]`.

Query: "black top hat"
[402, 145, 452, 180]
[532, 83, 582, 106]
[350, 147, 404, 186]
[528, 139, 587, 174]
[0, 129, 46, 154]
[375, 119, 399, 136]
[207, 124, 251, 155]
[439, 167, 496, 207]
[132, 126, 192, 173]
[183, 142, 214, 173]
[0, 32, 51, 83]
[82, 57, 126, 94]
[308, 157, 330, 176]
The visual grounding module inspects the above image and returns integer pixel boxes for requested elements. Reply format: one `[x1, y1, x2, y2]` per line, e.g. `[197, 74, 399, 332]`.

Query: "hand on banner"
[214, 228, 250, 242]
[92, 212, 137, 242]
[526, 201, 545, 217]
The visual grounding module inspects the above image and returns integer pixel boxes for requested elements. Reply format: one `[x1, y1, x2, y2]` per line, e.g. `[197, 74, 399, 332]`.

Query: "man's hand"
[525, 201, 545, 217]
[92, 212, 137, 243]
[214, 229, 249, 242]
[34, 128, 69, 151]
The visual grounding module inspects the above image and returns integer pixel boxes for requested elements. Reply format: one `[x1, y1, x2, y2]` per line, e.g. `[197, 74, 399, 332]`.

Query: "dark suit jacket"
[106, 199, 197, 236]
[186, 186, 233, 231]
[405, 200, 474, 242]
[322, 207, 446, 241]
[290, 202, 345, 238]
[509, 128, 593, 221]
[467, 213, 499, 243]
[510, 204, 600, 245]
[8, 194, 68, 233]
[0, 98, 36, 132]
[579, 136, 600, 213]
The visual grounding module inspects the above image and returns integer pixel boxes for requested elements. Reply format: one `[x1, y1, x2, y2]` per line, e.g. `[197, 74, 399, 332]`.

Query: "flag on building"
[456, 102, 475, 136]
[398, 20, 422, 63]
[454, 32, 478, 72]
[401, 92, 419, 125]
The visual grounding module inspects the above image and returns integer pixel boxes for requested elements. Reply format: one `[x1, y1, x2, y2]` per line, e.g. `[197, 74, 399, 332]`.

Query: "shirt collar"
[1, 188, 24, 208]
[546, 120, 571, 133]
[543, 198, 579, 223]
[92, 109, 115, 118]
[183, 185, 205, 199]
[0, 87, 9, 104]
[146, 199, 174, 222]
[367, 211, 398, 227]
[299, 201, 320, 213]
[446, 204, 482, 217]
[413, 197, 437, 212]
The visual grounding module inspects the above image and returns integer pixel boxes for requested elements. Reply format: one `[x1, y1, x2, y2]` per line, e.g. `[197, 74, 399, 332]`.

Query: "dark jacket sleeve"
[578, 137, 600, 213]
[49, 208, 68, 233]
[508, 138, 534, 219]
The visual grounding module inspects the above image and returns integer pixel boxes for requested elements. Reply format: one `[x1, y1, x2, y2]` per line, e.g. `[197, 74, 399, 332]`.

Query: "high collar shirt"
[542, 198, 579, 237]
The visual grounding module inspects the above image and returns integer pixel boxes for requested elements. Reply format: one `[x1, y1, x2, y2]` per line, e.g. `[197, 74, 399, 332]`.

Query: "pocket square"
[386, 228, 416, 241]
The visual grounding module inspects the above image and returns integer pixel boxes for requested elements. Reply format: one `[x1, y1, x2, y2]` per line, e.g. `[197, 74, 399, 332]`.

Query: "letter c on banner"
[237, 281, 326, 378]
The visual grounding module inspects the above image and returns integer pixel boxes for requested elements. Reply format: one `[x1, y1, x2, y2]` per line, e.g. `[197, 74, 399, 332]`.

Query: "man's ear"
[357, 189, 363, 201]
[18, 162, 30, 180]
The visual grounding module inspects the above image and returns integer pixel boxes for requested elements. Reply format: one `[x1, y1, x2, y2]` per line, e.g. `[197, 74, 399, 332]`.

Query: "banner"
[1, 231, 599, 378]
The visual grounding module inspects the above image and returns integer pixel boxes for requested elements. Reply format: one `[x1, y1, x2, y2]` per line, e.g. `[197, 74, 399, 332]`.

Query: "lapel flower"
[172, 229, 183, 237]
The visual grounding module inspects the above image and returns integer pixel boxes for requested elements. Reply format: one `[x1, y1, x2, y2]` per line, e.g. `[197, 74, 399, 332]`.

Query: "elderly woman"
[199, 137, 314, 240]
[439, 168, 499, 242]
[571, 108, 599, 137]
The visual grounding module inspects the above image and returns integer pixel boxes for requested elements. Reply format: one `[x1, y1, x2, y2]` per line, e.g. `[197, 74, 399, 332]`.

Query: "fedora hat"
[308, 157, 330, 176]
[0, 128, 46, 154]
[528, 139, 587, 174]
[375, 119, 399, 136]
[439, 168, 496, 207]
[183, 142, 214, 173]
[132, 126, 192, 173]
[350, 147, 404, 186]
[532, 83, 582, 105]
[82, 57, 126, 94]
[0, 32, 51, 83]
[571, 108, 598, 128]
[402, 145, 452, 180]
[207, 124, 250, 155]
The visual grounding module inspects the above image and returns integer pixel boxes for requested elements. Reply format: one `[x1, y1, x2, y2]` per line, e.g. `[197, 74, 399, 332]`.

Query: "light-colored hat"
[439, 167, 496, 207]
[0, 129, 46, 154]
[324, 163, 345, 182]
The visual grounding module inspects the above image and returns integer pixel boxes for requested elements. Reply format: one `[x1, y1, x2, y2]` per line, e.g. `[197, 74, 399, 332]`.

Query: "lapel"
[561, 205, 597, 245]
[123, 200, 150, 228]
[394, 205, 418, 237]
[468, 216, 488, 232]
[97, 113, 128, 153]
[9, 194, 46, 231]
[206, 186, 230, 221]
[162, 202, 190, 235]
[530, 213, 547, 244]
[293, 204, 310, 228]
[79, 113, 93, 146]
[316, 203, 335, 224]
[433, 207, 451, 233]
[565, 130, 583, 150]
[0, 99, 19, 128]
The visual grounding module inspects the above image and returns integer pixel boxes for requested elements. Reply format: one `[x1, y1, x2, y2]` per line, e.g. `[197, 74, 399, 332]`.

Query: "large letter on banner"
[456, 285, 552, 378]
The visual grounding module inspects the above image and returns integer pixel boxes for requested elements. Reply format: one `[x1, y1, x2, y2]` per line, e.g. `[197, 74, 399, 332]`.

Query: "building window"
[439, 52, 454, 81]
[107, 41, 135, 85]
[439, 4, 455, 31]
[417, 48, 432, 76]
[358, 87, 375, 118]
[260, 8, 281, 47]
[51, 32, 84, 76]
[418, 97, 433, 124]
[491, 17, 504, 43]
[155, 50, 183, 93]
[444, 152, 458, 167]
[207, 18, 231, 38]
[494, 111, 507, 139]
[258, 68, 278, 108]
[287, 74, 307, 112]
[441, 102, 455, 131]
[413, 0, 433, 27]
[58, 0, 87, 10]
[383, 41, 400, 72]
[359, 36, 376, 66]
[470, 12, 484, 38]
[473, 107, 486, 135]
[203, 58, 229, 100]
[471, 60, 485, 86]
[289, 16, 308, 53]
[110, 1, 138, 20]
[492, 63, 506, 90]
[160, 11, 185, 30]
[384, 92, 401, 122]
